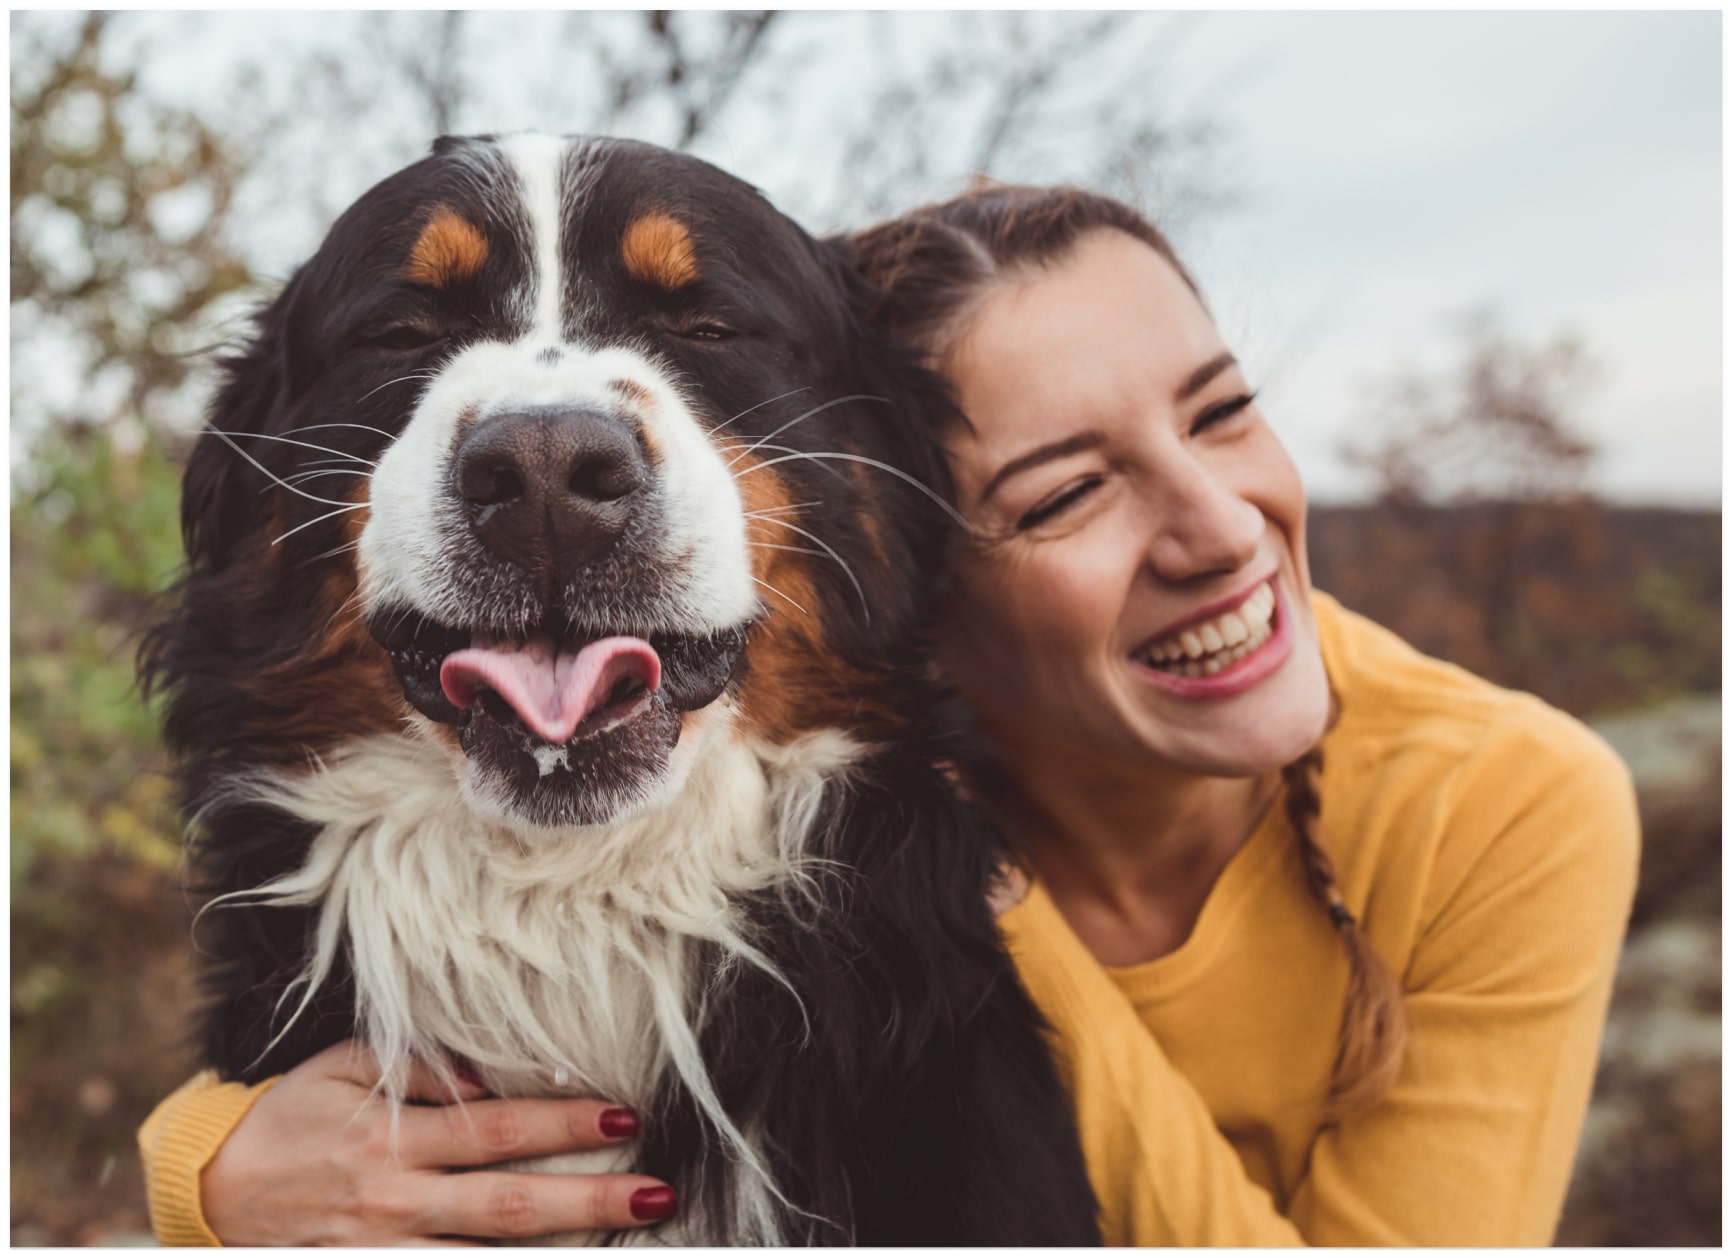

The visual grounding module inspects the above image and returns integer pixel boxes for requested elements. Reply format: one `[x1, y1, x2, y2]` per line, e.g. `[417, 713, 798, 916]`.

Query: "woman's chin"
[1124, 641, 1331, 776]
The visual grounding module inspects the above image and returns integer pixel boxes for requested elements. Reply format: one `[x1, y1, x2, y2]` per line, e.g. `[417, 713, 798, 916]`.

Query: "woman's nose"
[1142, 457, 1264, 581]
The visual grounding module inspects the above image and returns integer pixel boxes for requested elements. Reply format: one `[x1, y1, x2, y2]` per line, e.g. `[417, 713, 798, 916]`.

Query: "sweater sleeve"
[1000, 713, 1638, 1246]
[1002, 886, 1306, 1246]
[138, 1070, 281, 1247]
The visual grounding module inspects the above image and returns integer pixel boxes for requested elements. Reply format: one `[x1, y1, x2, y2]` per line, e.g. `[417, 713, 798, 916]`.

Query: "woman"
[139, 185, 1638, 1245]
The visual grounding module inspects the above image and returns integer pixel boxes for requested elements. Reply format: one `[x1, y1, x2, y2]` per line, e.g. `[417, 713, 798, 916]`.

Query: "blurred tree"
[1343, 309, 1598, 507]
[786, 11, 1223, 223]
[10, 10, 265, 885]
[10, 19, 256, 1242]
[11, 11, 258, 462]
[267, 11, 1221, 233]
[1338, 313, 1613, 700]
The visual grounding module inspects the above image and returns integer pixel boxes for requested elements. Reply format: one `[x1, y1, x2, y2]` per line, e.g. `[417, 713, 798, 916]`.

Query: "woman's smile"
[1128, 572, 1296, 698]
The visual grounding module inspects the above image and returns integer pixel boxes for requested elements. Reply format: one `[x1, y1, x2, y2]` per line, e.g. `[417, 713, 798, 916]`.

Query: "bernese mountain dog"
[140, 134, 1100, 1244]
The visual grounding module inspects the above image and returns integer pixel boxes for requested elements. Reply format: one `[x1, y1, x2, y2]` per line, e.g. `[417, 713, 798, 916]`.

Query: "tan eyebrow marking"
[404, 206, 488, 287]
[621, 212, 700, 290]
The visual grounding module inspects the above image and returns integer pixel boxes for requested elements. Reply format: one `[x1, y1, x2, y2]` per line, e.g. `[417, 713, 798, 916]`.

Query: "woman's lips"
[1129, 578, 1296, 700]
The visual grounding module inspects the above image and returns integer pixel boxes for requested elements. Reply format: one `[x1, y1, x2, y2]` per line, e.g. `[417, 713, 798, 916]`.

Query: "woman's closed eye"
[1016, 475, 1104, 531]
[1189, 391, 1258, 437]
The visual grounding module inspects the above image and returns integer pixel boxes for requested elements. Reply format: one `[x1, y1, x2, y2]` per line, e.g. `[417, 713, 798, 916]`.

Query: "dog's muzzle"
[455, 406, 648, 588]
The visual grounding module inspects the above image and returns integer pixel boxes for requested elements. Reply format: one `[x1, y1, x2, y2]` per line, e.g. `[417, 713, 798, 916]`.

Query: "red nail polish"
[599, 1107, 640, 1138]
[630, 1186, 677, 1222]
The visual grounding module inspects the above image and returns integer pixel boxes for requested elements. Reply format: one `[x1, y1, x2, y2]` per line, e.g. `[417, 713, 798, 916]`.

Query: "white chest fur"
[209, 723, 861, 1242]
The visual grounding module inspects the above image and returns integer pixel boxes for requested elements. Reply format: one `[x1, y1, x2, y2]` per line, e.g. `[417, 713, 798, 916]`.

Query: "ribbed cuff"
[137, 1070, 282, 1246]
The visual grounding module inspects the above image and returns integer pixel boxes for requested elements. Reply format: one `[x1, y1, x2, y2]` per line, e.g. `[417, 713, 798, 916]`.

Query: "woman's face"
[938, 229, 1330, 780]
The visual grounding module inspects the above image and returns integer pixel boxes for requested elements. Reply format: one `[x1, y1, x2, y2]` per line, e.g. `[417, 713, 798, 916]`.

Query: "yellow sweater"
[1001, 593, 1638, 1244]
[139, 594, 1638, 1246]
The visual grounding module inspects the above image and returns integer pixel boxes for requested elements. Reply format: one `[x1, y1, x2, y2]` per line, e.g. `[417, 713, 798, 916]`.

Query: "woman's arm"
[1000, 718, 1639, 1246]
[138, 1040, 675, 1245]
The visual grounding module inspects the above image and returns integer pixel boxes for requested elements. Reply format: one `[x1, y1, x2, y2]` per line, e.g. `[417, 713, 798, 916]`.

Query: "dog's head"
[171, 134, 951, 829]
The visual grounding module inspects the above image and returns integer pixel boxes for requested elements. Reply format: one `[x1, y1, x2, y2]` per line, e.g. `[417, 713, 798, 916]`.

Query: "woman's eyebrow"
[1179, 352, 1238, 401]
[977, 431, 1107, 505]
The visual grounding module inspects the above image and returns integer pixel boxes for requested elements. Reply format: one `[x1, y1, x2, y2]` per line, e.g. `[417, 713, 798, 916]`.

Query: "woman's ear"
[180, 272, 301, 573]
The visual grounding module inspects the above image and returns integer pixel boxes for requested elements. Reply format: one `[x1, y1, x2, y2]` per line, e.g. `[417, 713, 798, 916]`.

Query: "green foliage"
[10, 425, 188, 892]
[9, 422, 199, 1244]
[9, 12, 246, 899]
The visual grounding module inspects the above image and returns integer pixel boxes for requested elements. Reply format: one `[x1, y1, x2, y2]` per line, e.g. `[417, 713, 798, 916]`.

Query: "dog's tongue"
[440, 635, 661, 744]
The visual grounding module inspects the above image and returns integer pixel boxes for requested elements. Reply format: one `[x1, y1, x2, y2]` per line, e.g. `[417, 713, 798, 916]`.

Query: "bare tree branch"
[368, 11, 469, 136]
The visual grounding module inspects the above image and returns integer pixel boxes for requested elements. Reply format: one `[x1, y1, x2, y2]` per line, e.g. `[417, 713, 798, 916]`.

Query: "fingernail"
[630, 1186, 677, 1222]
[599, 1106, 640, 1139]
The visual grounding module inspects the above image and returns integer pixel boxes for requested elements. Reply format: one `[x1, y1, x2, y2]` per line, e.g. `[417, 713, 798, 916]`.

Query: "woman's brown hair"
[848, 182, 1408, 1118]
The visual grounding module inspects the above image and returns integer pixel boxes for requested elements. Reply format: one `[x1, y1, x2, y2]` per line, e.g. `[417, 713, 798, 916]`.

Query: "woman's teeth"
[1135, 582, 1276, 678]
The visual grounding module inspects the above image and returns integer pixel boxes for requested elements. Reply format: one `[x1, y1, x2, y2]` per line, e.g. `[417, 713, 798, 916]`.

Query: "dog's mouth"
[371, 610, 747, 747]
[368, 609, 749, 826]
[442, 633, 662, 745]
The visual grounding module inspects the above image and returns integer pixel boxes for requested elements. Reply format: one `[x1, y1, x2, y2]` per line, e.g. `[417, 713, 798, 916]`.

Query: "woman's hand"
[201, 1040, 676, 1245]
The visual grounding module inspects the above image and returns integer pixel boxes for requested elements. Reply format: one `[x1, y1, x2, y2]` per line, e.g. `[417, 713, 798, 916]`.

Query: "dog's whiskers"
[742, 501, 820, 521]
[208, 431, 373, 512]
[355, 373, 440, 405]
[736, 450, 976, 535]
[307, 539, 362, 564]
[750, 576, 808, 616]
[720, 443, 848, 480]
[725, 395, 888, 467]
[271, 504, 368, 547]
[747, 517, 871, 624]
[322, 587, 370, 640]
[207, 430, 377, 467]
[283, 468, 374, 488]
[281, 421, 402, 442]
[749, 542, 825, 557]
[711, 386, 813, 435]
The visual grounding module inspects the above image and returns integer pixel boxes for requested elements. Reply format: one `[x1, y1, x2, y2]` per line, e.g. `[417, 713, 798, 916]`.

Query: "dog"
[141, 134, 1099, 1244]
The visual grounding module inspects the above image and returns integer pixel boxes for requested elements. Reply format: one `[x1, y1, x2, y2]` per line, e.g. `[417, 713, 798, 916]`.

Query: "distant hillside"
[1309, 503, 1719, 719]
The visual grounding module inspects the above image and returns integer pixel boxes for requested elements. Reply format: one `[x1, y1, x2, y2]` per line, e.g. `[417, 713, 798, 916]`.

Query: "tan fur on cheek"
[405, 206, 489, 287]
[731, 455, 901, 746]
[605, 380, 662, 467]
[610, 378, 655, 410]
[621, 212, 700, 290]
[239, 492, 409, 753]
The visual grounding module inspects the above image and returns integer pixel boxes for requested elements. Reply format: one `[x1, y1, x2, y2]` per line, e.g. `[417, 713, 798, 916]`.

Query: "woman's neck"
[1004, 745, 1281, 967]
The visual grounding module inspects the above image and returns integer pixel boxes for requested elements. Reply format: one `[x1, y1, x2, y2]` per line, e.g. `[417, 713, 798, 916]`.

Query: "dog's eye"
[673, 320, 738, 343]
[362, 325, 447, 353]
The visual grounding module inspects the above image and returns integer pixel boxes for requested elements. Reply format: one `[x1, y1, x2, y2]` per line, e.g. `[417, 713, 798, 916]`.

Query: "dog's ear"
[180, 272, 303, 573]
[812, 233, 961, 496]
[809, 232, 970, 630]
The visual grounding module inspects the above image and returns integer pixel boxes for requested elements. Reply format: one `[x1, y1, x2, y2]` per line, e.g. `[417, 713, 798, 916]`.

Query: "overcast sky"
[33, 10, 1722, 506]
[1149, 11, 1721, 505]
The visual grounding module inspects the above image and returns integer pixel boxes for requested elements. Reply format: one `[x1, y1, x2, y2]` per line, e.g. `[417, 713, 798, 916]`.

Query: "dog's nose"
[454, 408, 648, 576]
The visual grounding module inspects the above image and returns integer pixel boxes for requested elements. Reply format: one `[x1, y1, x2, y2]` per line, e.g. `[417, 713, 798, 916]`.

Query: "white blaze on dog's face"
[204, 134, 939, 832]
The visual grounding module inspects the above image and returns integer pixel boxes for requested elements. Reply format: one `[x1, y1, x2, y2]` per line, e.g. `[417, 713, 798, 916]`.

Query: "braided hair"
[848, 182, 1408, 1115]
[1282, 745, 1408, 1116]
